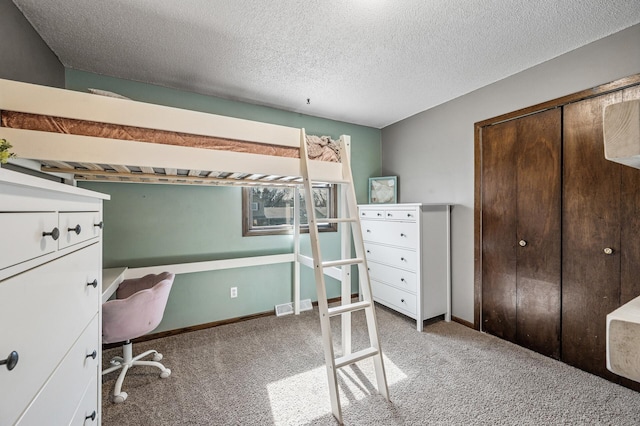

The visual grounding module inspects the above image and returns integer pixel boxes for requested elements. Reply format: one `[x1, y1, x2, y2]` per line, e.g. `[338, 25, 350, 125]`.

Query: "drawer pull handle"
[401, 278, 406, 282]
[400, 233, 406, 237]
[366, 229, 371, 233]
[387, 213, 392, 217]
[366, 250, 371, 253]
[86, 350, 97, 360]
[0, 351, 19, 371]
[401, 257, 406, 262]
[401, 299, 405, 303]
[85, 411, 97, 422]
[377, 213, 382, 217]
[94, 221, 104, 229]
[87, 279, 98, 288]
[68, 224, 82, 235]
[407, 213, 413, 217]
[42, 227, 60, 240]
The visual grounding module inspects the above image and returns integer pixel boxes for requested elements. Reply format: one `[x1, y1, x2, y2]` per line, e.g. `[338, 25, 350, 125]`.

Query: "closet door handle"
[604, 247, 614, 255]
[0, 351, 19, 371]
[68, 224, 81, 235]
[43, 227, 60, 240]
[519, 240, 527, 247]
[87, 279, 98, 288]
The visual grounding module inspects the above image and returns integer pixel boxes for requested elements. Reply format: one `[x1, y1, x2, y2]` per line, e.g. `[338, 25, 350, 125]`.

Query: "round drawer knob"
[519, 240, 527, 247]
[85, 411, 97, 422]
[42, 227, 60, 240]
[604, 247, 613, 255]
[0, 350, 19, 371]
[401, 299, 405, 303]
[94, 221, 104, 229]
[400, 233, 406, 237]
[86, 350, 97, 360]
[87, 279, 98, 288]
[68, 224, 82, 235]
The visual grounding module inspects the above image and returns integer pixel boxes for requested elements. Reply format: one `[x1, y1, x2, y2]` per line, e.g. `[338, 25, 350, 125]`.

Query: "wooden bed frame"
[0, 77, 351, 316]
[0, 78, 346, 186]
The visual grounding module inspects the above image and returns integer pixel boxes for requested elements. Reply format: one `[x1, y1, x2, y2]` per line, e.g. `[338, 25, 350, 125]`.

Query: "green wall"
[66, 69, 381, 333]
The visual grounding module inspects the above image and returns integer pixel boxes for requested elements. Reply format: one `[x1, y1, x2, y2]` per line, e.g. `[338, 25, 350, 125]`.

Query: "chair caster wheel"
[152, 352, 163, 362]
[112, 392, 128, 403]
[160, 369, 171, 379]
[110, 356, 123, 366]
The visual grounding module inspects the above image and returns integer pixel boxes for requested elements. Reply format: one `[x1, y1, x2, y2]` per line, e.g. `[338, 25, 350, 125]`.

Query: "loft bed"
[0, 78, 346, 186]
[0, 77, 353, 314]
[0, 78, 383, 422]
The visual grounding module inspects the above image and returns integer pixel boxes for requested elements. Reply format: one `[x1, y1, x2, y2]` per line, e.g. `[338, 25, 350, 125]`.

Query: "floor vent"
[275, 299, 312, 316]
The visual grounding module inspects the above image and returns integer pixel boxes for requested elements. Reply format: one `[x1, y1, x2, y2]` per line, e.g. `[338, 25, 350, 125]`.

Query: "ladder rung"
[322, 258, 363, 268]
[327, 301, 371, 317]
[321, 217, 358, 224]
[334, 347, 379, 369]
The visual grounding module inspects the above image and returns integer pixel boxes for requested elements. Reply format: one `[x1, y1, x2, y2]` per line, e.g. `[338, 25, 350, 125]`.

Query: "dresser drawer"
[368, 261, 417, 294]
[372, 279, 417, 318]
[0, 212, 58, 269]
[71, 375, 99, 426]
[59, 212, 102, 249]
[0, 244, 101, 426]
[364, 243, 417, 271]
[17, 315, 100, 425]
[384, 209, 418, 222]
[362, 220, 418, 248]
[359, 209, 385, 220]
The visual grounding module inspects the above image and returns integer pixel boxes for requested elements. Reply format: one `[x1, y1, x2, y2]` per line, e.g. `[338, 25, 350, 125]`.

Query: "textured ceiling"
[12, 0, 640, 128]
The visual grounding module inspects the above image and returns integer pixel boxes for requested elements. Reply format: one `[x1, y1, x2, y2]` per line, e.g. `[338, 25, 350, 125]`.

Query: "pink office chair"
[102, 272, 175, 403]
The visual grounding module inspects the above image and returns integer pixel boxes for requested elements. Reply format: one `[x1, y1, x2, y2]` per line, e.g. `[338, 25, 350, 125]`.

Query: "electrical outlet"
[230, 287, 238, 298]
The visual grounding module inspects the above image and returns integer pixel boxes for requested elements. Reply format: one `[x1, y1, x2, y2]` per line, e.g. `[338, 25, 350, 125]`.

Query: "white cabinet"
[359, 203, 451, 331]
[0, 168, 108, 425]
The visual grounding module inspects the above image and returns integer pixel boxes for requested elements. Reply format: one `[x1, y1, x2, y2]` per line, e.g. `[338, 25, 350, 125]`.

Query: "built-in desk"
[102, 267, 128, 303]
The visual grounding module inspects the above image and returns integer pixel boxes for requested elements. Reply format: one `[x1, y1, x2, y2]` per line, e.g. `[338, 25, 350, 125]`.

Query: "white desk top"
[102, 267, 128, 303]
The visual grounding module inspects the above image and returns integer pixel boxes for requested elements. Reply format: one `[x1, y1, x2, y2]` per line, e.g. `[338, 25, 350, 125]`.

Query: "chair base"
[102, 341, 171, 403]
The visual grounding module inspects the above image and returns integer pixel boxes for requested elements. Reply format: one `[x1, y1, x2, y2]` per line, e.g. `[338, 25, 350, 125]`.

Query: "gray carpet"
[102, 305, 640, 425]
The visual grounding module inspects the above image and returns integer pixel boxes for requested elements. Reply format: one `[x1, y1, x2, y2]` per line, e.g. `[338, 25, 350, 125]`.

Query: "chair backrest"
[102, 272, 175, 344]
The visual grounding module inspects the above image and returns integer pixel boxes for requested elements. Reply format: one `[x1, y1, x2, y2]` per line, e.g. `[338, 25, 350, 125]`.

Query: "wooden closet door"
[515, 109, 561, 358]
[562, 91, 623, 379]
[482, 120, 517, 342]
[482, 108, 561, 358]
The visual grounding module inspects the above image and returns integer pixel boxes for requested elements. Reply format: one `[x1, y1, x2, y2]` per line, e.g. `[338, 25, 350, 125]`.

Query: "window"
[242, 184, 337, 236]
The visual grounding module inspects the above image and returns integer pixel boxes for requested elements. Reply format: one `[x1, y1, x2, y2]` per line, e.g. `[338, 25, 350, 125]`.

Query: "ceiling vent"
[604, 99, 640, 169]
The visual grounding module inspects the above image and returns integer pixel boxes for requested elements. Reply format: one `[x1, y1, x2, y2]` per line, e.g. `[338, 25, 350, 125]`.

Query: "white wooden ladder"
[299, 129, 389, 424]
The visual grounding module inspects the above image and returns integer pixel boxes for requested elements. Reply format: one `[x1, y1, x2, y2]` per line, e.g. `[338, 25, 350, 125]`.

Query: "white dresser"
[358, 203, 451, 331]
[0, 168, 109, 425]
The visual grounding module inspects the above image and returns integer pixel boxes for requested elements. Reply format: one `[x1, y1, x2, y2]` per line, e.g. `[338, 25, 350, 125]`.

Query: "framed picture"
[368, 176, 397, 204]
